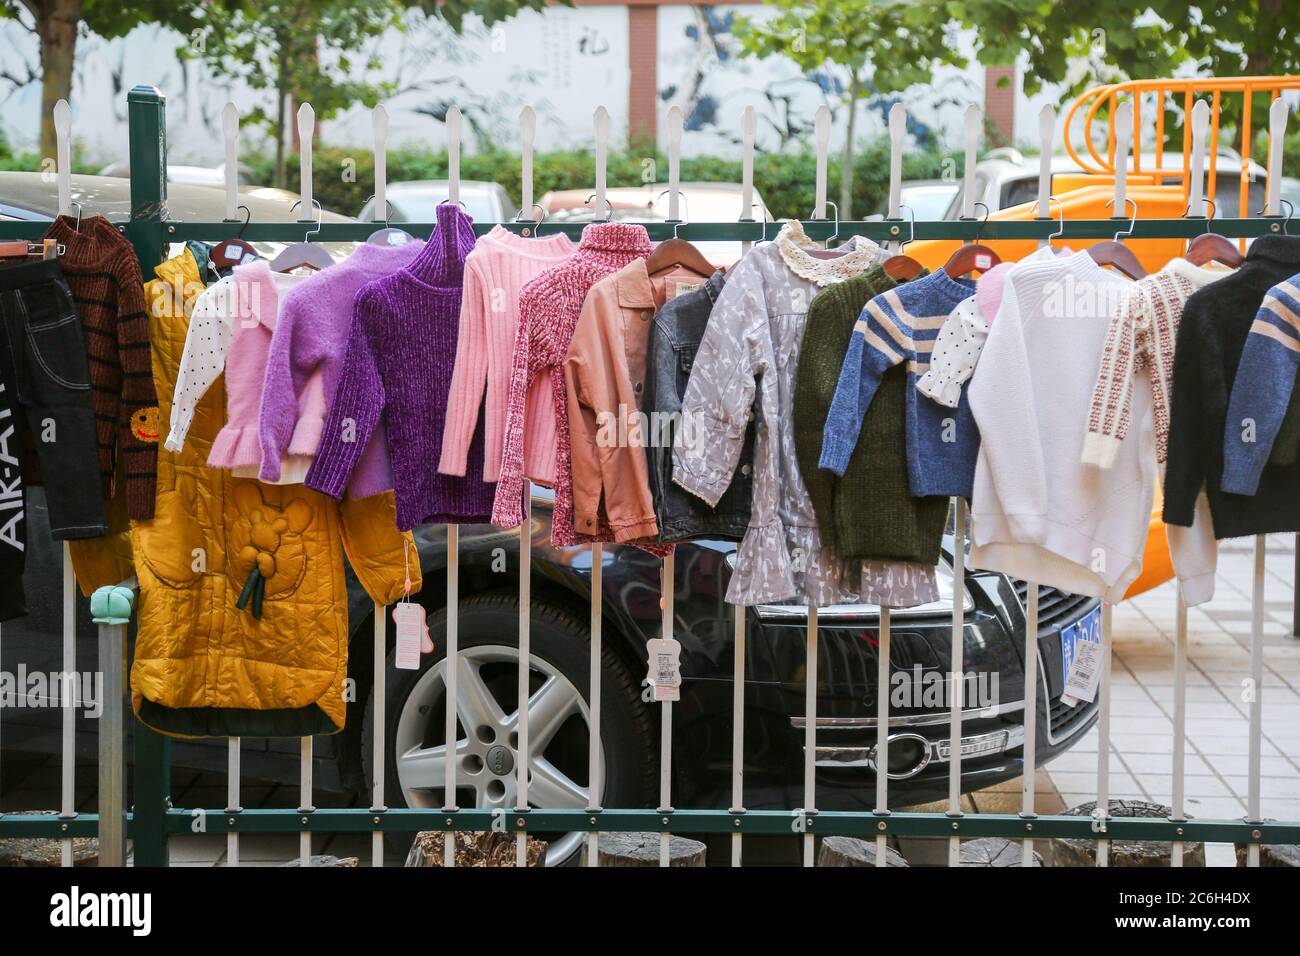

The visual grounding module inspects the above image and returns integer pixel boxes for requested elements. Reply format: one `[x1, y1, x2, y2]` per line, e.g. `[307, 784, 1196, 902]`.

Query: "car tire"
[361, 590, 655, 866]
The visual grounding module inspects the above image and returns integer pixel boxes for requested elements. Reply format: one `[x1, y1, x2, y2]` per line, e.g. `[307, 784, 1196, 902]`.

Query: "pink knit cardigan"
[438, 225, 575, 483]
[491, 223, 653, 536]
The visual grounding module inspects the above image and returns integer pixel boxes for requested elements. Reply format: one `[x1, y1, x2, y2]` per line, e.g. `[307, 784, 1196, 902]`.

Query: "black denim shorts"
[0, 258, 108, 540]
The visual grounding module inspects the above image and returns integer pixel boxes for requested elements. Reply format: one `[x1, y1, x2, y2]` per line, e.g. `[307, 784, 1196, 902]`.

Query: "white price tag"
[645, 637, 682, 702]
[974, 252, 993, 271]
[1061, 637, 1104, 707]
[394, 602, 430, 670]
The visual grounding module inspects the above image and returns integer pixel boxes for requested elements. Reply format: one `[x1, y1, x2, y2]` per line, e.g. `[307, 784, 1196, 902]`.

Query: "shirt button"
[584, 518, 593, 527]
[641, 309, 652, 320]
[634, 382, 643, 394]
[740, 464, 752, 476]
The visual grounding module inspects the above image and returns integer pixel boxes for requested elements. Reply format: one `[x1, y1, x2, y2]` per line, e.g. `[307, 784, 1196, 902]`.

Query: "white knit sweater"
[969, 251, 1158, 603]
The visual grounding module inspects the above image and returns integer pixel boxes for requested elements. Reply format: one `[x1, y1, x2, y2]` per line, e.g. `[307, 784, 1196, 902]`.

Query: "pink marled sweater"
[491, 223, 653, 535]
[438, 226, 575, 483]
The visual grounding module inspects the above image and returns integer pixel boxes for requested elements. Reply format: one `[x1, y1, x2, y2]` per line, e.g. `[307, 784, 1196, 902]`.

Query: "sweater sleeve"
[672, 262, 766, 508]
[115, 258, 158, 520]
[1081, 285, 1138, 469]
[304, 286, 386, 500]
[1162, 300, 1211, 526]
[967, 279, 1050, 538]
[1221, 282, 1300, 495]
[819, 294, 907, 476]
[563, 291, 606, 534]
[916, 296, 987, 409]
[438, 258, 490, 477]
[1166, 489, 1217, 607]
[491, 283, 541, 528]
[165, 278, 234, 453]
[258, 288, 329, 482]
[339, 491, 422, 605]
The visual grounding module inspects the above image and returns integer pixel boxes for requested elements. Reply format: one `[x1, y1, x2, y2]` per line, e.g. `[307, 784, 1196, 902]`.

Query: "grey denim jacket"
[643, 270, 753, 541]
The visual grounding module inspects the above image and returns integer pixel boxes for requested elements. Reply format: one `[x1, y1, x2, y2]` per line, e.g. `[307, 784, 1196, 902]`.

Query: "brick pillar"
[627, 5, 658, 146]
[984, 65, 1016, 146]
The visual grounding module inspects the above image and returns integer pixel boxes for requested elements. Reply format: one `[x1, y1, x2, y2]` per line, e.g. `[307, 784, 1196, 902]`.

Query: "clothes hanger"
[1184, 198, 1244, 269]
[364, 197, 414, 247]
[883, 203, 924, 281]
[646, 191, 715, 279]
[0, 238, 58, 261]
[513, 203, 550, 239]
[270, 199, 334, 273]
[1087, 196, 1146, 279]
[943, 202, 1002, 277]
[209, 204, 261, 269]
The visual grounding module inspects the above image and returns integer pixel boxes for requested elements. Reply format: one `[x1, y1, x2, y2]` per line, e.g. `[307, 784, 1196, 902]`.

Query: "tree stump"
[816, 835, 908, 867]
[596, 832, 706, 867]
[405, 830, 547, 867]
[1234, 843, 1300, 867]
[280, 854, 359, 867]
[959, 837, 1042, 866]
[1051, 800, 1205, 867]
[0, 811, 99, 866]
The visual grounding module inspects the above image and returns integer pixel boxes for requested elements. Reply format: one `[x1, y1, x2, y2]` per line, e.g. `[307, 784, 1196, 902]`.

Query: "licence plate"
[1060, 606, 1102, 684]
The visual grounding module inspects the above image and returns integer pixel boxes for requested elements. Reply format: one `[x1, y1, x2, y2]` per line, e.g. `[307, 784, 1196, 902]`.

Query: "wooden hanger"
[1088, 197, 1146, 279]
[943, 243, 1001, 278]
[647, 217, 715, 279]
[270, 200, 334, 273]
[210, 205, 261, 270]
[1185, 231, 1244, 269]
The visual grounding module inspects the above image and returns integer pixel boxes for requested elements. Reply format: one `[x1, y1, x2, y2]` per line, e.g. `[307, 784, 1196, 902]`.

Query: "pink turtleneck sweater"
[438, 225, 575, 483]
[491, 222, 654, 533]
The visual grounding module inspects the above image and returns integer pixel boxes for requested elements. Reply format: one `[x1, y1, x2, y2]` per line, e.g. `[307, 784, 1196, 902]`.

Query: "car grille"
[1012, 579, 1102, 745]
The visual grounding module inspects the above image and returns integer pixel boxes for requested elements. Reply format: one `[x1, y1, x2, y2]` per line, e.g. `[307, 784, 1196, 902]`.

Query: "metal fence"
[1, 84, 1299, 868]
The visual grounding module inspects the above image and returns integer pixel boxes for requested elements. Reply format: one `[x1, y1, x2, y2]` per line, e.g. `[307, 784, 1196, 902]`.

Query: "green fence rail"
[1, 84, 1296, 867]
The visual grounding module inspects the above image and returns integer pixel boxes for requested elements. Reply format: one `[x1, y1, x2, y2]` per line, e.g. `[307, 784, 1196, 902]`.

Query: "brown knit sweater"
[43, 215, 157, 519]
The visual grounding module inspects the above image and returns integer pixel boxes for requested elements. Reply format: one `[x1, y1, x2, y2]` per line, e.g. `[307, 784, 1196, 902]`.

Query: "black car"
[4, 481, 1099, 865]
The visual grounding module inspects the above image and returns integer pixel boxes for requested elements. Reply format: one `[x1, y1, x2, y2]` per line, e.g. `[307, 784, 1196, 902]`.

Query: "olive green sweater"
[793, 266, 948, 563]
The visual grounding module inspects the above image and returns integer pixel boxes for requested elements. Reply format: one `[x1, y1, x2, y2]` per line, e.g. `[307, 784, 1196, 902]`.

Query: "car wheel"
[361, 591, 655, 865]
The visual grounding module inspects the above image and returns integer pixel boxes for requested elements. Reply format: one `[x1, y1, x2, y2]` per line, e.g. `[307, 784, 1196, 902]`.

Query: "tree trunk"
[839, 80, 860, 222]
[273, 26, 289, 189]
[36, 0, 83, 164]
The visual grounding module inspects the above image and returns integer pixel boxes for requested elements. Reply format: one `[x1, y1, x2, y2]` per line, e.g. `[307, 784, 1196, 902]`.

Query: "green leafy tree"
[735, 0, 964, 218]
[2, 0, 208, 161]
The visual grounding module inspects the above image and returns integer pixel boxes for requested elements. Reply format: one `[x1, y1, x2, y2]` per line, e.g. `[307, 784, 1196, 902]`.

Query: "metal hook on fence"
[1106, 195, 1138, 241]
[514, 202, 547, 236]
[1258, 197, 1295, 236]
[810, 199, 840, 244]
[972, 201, 991, 243]
[363, 196, 396, 230]
[656, 189, 691, 239]
[896, 203, 917, 251]
[1046, 196, 1066, 245]
[289, 198, 324, 241]
[585, 194, 614, 222]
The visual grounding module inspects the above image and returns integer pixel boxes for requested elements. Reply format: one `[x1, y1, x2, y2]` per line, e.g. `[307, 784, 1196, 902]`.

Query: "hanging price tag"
[394, 602, 430, 670]
[645, 637, 682, 702]
[1061, 637, 1103, 707]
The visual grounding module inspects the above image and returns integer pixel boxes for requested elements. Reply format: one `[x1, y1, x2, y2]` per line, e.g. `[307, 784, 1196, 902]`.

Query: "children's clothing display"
[794, 266, 948, 572]
[674, 221, 888, 607]
[969, 250, 1154, 602]
[642, 270, 753, 543]
[1221, 273, 1300, 495]
[564, 257, 703, 546]
[439, 225, 575, 483]
[1165, 236, 1300, 538]
[258, 240, 425, 496]
[307, 203, 494, 530]
[820, 268, 978, 498]
[492, 222, 654, 536]
[132, 249, 417, 738]
[42, 214, 158, 519]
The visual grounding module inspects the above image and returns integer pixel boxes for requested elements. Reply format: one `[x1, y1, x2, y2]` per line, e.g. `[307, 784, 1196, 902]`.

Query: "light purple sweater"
[258, 240, 426, 498]
[306, 204, 493, 530]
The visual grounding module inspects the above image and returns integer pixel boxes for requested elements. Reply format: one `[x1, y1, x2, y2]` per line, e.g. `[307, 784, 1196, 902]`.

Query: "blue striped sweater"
[819, 269, 978, 497]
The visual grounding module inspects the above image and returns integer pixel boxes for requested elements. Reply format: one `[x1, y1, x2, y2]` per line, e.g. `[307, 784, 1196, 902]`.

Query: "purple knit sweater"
[305, 204, 493, 530]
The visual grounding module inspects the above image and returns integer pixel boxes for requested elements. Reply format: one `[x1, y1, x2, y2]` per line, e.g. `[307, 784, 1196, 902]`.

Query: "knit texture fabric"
[794, 266, 947, 563]
[306, 204, 493, 530]
[819, 268, 978, 497]
[43, 214, 157, 519]
[491, 222, 654, 535]
[439, 225, 575, 483]
[1221, 273, 1300, 495]
[259, 240, 426, 496]
[1165, 236, 1300, 537]
[1082, 258, 1227, 469]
